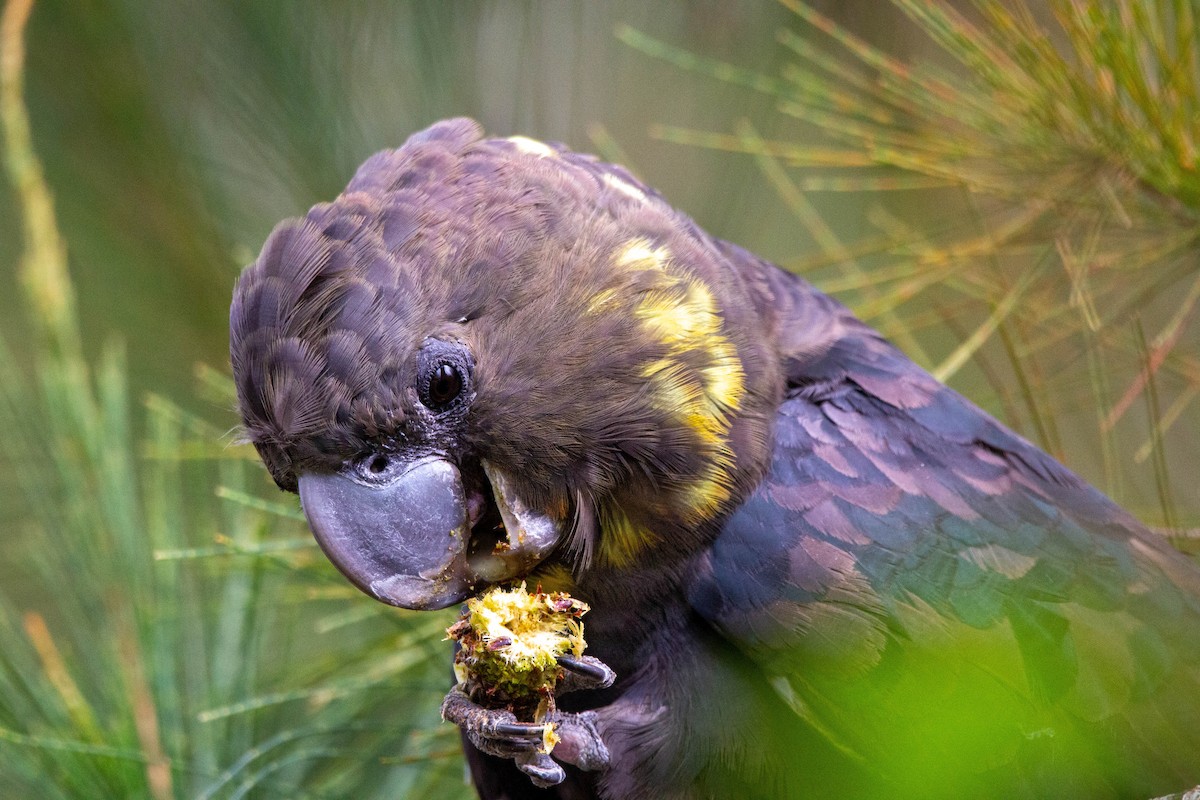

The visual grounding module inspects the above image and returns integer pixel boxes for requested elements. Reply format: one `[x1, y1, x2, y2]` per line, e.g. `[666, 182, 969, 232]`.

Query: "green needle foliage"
[620, 0, 1200, 535]
[0, 2, 471, 797]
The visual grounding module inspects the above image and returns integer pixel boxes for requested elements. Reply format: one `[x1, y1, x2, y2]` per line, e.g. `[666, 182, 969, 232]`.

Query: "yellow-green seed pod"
[446, 582, 589, 739]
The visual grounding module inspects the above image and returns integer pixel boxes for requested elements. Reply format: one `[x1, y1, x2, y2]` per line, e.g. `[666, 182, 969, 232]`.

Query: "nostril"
[368, 455, 390, 475]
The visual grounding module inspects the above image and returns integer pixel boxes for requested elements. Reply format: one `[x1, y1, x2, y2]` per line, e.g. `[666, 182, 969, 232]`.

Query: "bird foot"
[440, 654, 615, 787]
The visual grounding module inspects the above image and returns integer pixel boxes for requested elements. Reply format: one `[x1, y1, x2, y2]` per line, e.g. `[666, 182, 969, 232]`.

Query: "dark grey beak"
[298, 456, 562, 610]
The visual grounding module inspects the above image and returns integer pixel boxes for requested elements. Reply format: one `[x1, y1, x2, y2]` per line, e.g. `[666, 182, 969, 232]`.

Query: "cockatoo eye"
[425, 362, 464, 408]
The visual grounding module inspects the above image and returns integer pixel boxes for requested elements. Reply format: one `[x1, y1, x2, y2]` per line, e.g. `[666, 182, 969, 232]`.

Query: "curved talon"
[442, 686, 547, 758]
[516, 751, 566, 788]
[492, 721, 547, 738]
[558, 655, 609, 681]
[556, 654, 617, 694]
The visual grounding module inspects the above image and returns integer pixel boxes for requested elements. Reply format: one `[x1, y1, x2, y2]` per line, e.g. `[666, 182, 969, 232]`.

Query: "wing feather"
[689, 269, 1200, 797]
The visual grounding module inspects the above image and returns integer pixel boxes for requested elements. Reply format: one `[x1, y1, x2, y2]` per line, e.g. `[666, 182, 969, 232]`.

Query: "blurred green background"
[1, 1, 1197, 797]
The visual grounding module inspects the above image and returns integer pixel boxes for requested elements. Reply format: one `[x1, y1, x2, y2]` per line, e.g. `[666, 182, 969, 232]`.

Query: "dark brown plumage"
[231, 119, 1200, 799]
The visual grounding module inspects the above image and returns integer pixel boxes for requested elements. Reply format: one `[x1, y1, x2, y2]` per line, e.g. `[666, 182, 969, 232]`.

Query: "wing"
[689, 265, 1200, 798]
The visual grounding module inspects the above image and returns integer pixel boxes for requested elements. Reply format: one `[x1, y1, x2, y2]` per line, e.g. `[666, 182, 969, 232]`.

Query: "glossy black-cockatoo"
[230, 119, 1200, 800]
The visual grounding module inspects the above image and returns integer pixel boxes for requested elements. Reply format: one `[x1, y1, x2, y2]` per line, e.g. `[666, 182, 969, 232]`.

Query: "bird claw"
[441, 687, 546, 759]
[509, 708, 609, 786]
[541, 708, 610, 771]
[556, 654, 617, 693]
[515, 751, 566, 788]
[440, 654, 615, 787]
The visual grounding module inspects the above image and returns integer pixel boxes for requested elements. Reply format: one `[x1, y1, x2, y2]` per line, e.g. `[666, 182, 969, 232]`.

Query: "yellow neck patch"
[593, 239, 747, 566]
